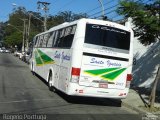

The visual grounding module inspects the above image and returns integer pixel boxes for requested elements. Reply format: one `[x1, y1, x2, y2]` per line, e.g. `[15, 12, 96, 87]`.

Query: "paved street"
[0, 53, 142, 120]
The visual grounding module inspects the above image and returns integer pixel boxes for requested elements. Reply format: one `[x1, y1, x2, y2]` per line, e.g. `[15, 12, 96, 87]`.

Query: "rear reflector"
[71, 75, 79, 83]
[71, 67, 80, 76]
[126, 74, 132, 81]
[79, 90, 83, 93]
[126, 81, 131, 88]
[119, 93, 123, 96]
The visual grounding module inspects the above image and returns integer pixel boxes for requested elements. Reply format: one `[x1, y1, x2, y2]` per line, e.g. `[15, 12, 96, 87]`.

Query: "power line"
[85, 0, 116, 14]
[89, 3, 119, 18]
[91, 0, 151, 21]
[95, 8, 117, 19]
[54, 0, 75, 12]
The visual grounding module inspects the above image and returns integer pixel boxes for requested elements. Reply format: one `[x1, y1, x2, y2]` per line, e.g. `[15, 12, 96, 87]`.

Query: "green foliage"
[117, 0, 160, 45]
[5, 32, 22, 49]
[4, 7, 43, 50]
[0, 22, 5, 42]
[47, 11, 88, 28]
[3, 7, 88, 49]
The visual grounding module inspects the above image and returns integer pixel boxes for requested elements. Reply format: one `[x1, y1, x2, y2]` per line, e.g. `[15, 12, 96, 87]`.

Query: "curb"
[109, 98, 147, 114]
[122, 101, 147, 114]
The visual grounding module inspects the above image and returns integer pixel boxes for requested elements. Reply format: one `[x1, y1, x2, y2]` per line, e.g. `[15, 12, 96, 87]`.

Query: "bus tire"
[48, 72, 56, 92]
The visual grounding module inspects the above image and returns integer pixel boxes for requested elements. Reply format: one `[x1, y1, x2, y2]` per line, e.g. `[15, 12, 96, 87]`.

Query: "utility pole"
[21, 19, 27, 53]
[26, 13, 31, 52]
[98, 0, 105, 19]
[37, 1, 50, 31]
[11, 3, 30, 52]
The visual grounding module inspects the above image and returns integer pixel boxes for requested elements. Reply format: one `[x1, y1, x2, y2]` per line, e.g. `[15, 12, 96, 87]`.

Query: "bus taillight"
[126, 74, 132, 88]
[72, 67, 80, 76]
[71, 67, 81, 83]
[127, 74, 132, 81]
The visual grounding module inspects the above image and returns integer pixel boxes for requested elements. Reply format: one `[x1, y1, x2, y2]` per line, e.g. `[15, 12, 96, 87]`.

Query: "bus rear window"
[85, 24, 130, 50]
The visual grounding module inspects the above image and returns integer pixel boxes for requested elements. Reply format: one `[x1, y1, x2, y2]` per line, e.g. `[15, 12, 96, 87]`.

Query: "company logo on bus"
[106, 60, 121, 67]
[90, 58, 121, 67]
[54, 51, 71, 62]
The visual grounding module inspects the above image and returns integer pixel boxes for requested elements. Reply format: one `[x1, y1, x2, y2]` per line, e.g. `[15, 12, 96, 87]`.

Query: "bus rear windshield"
[85, 24, 131, 50]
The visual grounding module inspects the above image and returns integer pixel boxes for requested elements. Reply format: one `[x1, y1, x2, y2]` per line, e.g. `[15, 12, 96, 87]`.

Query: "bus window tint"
[85, 24, 130, 50]
[42, 34, 49, 47]
[62, 25, 76, 48]
[34, 37, 38, 47]
[52, 31, 58, 47]
[54, 30, 61, 47]
[53, 25, 76, 48]
[57, 29, 64, 47]
[35, 36, 41, 47]
[47, 32, 54, 47]
[39, 35, 44, 47]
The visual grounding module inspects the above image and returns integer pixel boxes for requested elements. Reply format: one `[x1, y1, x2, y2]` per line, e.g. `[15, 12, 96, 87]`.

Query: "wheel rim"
[49, 75, 52, 87]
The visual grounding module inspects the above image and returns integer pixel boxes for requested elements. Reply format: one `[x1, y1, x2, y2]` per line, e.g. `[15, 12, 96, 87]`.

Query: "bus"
[30, 18, 133, 99]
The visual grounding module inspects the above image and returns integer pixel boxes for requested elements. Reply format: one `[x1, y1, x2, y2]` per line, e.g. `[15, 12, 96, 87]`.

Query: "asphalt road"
[0, 53, 142, 120]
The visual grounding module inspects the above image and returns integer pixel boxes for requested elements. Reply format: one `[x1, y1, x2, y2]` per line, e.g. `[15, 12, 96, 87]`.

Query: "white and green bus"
[30, 18, 133, 99]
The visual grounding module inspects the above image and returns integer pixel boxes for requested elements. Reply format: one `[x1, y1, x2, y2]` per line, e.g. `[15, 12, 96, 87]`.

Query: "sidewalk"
[122, 88, 160, 114]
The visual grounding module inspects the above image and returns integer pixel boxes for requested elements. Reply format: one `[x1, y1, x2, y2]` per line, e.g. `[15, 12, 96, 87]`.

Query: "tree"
[117, 0, 160, 110]
[4, 7, 42, 50]
[117, 0, 160, 45]
[0, 22, 5, 42]
[47, 11, 88, 28]
[5, 32, 22, 49]
[4, 7, 88, 50]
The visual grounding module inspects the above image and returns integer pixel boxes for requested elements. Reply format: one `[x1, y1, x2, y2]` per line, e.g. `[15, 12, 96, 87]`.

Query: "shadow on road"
[56, 91, 122, 107]
[34, 73, 122, 108]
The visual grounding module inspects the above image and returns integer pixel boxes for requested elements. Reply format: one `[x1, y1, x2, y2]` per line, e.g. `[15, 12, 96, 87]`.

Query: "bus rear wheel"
[48, 72, 56, 92]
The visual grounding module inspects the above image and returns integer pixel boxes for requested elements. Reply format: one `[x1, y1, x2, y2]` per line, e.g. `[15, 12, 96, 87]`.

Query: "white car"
[4, 49, 10, 53]
[14, 51, 21, 57]
[0, 48, 3, 53]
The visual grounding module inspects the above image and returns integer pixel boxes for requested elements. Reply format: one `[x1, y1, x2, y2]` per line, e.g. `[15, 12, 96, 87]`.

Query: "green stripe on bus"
[35, 50, 43, 65]
[84, 68, 127, 81]
[37, 49, 54, 64]
[34, 49, 55, 66]
[101, 68, 126, 81]
[84, 68, 118, 76]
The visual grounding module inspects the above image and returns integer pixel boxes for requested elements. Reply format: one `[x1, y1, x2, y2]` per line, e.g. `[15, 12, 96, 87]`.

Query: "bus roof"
[35, 18, 132, 36]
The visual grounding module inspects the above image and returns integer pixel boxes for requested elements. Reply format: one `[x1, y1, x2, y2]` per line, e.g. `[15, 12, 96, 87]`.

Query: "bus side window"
[54, 30, 62, 47]
[62, 25, 76, 48]
[39, 35, 44, 47]
[34, 37, 38, 47]
[53, 31, 58, 47]
[35, 36, 40, 47]
[47, 32, 54, 48]
[57, 29, 65, 47]
[42, 34, 49, 47]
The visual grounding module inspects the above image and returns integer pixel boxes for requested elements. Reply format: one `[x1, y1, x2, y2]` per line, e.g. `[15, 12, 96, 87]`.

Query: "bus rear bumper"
[67, 83, 129, 99]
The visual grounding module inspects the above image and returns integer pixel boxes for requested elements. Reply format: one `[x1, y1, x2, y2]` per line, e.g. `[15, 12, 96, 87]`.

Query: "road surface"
[0, 53, 142, 120]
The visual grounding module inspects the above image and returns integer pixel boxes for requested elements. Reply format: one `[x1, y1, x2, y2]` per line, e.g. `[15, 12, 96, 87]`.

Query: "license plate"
[99, 83, 108, 88]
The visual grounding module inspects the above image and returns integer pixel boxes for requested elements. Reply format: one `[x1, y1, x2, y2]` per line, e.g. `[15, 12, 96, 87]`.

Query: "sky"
[0, 0, 123, 22]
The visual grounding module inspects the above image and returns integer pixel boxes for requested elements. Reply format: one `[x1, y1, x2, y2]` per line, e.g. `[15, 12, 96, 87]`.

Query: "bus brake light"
[126, 74, 132, 88]
[126, 74, 132, 81]
[71, 67, 81, 83]
[71, 67, 80, 76]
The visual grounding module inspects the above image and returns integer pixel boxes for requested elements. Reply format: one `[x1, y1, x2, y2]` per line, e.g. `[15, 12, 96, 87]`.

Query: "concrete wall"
[126, 19, 160, 90]
[132, 38, 160, 90]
